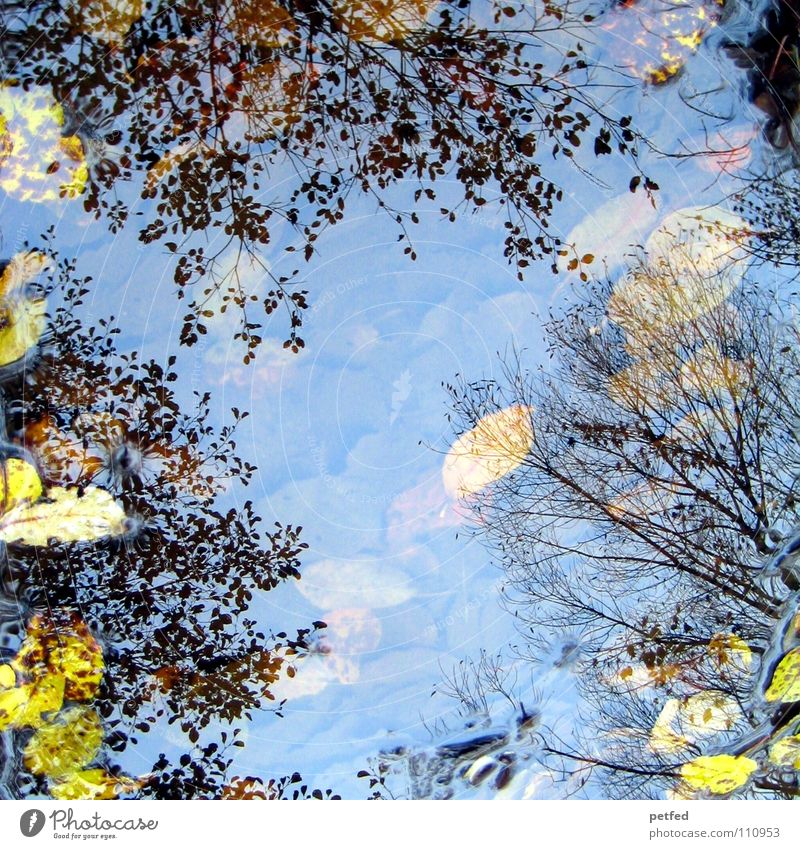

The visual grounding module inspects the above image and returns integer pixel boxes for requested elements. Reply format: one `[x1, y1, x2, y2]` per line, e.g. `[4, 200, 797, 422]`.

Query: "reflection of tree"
[0, 243, 330, 799]
[1, 0, 643, 354]
[445, 238, 800, 797]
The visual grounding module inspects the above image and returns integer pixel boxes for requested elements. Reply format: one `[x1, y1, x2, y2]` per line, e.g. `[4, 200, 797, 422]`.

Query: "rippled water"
[0, 0, 799, 801]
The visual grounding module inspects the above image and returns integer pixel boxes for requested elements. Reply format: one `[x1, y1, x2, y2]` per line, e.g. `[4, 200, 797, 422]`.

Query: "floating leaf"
[680, 754, 757, 794]
[765, 648, 800, 703]
[649, 690, 741, 754]
[0, 663, 15, 688]
[49, 769, 144, 800]
[11, 614, 104, 701]
[608, 206, 751, 341]
[768, 735, 800, 769]
[0, 484, 129, 546]
[0, 294, 46, 367]
[23, 706, 103, 777]
[298, 560, 414, 610]
[443, 405, 534, 498]
[0, 85, 88, 203]
[0, 250, 50, 298]
[0, 674, 64, 731]
[0, 458, 43, 514]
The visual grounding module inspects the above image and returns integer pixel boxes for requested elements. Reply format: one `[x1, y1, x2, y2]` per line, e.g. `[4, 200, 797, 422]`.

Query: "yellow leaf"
[0, 294, 46, 367]
[708, 633, 752, 674]
[0, 85, 88, 203]
[765, 648, 800, 703]
[0, 250, 50, 299]
[11, 614, 103, 701]
[0, 484, 129, 545]
[23, 706, 103, 777]
[680, 691, 741, 734]
[49, 768, 144, 800]
[443, 405, 534, 498]
[0, 458, 43, 514]
[0, 663, 15, 688]
[769, 736, 800, 769]
[649, 690, 741, 754]
[680, 754, 757, 794]
[0, 674, 64, 731]
[608, 206, 750, 345]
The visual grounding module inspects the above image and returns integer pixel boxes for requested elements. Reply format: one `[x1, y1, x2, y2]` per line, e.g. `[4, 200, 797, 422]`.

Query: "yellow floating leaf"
[0, 484, 129, 546]
[680, 690, 741, 733]
[0, 663, 15, 688]
[0, 85, 88, 203]
[765, 648, 800, 703]
[708, 633, 752, 674]
[769, 736, 800, 769]
[0, 294, 46, 367]
[51, 636, 104, 702]
[0, 674, 64, 731]
[649, 690, 741, 754]
[23, 706, 103, 778]
[680, 754, 757, 794]
[11, 614, 104, 701]
[0, 250, 51, 298]
[443, 405, 534, 498]
[0, 458, 43, 514]
[608, 206, 750, 345]
[49, 768, 144, 800]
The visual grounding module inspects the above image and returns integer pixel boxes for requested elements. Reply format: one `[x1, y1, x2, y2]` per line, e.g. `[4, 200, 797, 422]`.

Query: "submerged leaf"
[769, 735, 800, 769]
[443, 405, 534, 498]
[0, 484, 128, 545]
[0, 458, 43, 514]
[23, 706, 103, 777]
[680, 754, 757, 794]
[765, 648, 800, 703]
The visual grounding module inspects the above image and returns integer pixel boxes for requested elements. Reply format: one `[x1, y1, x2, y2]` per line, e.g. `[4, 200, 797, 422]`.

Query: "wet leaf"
[0, 85, 88, 203]
[679, 754, 757, 794]
[443, 405, 534, 498]
[0, 663, 15, 688]
[768, 735, 800, 769]
[649, 691, 741, 753]
[765, 648, 800, 703]
[49, 768, 144, 800]
[0, 250, 50, 298]
[608, 206, 751, 339]
[0, 484, 129, 546]
[0, 458, 43, 514]
[0, 674, 65, 731]
[23, 706, 103, 777]
[0, 294, 46, 367]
